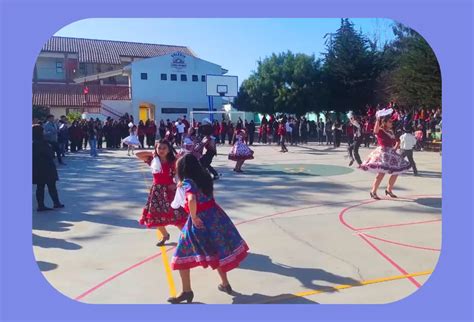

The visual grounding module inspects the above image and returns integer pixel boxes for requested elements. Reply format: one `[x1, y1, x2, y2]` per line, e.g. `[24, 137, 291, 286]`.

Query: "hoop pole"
[208, 96, 214, 122]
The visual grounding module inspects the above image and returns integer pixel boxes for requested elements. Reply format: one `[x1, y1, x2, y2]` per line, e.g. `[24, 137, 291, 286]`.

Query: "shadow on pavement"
[33, 233, 82, 250]
[36, 260, 59, 272]
[415, 197, 442, 209]
[231, 291, 319, 304]
[238, 253, 360, 292]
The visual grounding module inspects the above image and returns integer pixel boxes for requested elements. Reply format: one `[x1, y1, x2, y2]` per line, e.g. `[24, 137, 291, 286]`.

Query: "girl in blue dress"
[168, 153, 249, 304]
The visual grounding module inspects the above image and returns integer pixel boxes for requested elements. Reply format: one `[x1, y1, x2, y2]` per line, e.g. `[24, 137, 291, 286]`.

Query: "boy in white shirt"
[399, 125, 418, 176]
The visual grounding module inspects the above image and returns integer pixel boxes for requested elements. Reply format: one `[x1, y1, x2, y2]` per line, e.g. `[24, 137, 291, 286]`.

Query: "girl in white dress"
[122, 125, 142, 156]
[228, 123, 254, 172]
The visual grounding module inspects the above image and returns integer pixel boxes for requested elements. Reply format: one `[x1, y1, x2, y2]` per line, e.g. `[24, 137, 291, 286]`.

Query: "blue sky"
[55, 18, 395, 86]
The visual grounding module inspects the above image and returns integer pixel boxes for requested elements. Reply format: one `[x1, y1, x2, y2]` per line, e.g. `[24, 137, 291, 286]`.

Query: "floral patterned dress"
[360, 129, 411, 175]
[139, 158, 188, 228]
[228, 130, 254, 161]
[171, 179, 249, 272]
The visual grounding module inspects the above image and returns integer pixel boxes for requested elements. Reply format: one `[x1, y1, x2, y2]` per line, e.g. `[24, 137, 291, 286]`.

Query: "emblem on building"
[171, 52, 187, 70]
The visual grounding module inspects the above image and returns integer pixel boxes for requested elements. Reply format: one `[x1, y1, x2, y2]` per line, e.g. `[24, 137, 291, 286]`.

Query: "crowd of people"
[32, 103, 441, 303]
[255, 104, 442, 151]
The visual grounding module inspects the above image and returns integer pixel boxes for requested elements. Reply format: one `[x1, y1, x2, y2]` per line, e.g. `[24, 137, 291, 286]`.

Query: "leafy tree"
[321, 18, 383, 113]
[386, 23, 441, 108]
[66, 111, 82, 123]
[32, 105, 50, 121]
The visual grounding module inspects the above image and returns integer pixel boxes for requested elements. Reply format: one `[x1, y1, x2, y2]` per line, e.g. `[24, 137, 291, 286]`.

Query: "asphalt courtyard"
[32, 141, 442, 304]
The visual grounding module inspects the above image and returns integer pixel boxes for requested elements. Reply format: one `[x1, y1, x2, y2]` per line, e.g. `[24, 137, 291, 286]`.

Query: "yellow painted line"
[256, 270, 433, 304]
[140, 165, 177, 298]
[156, 229, 177, 298]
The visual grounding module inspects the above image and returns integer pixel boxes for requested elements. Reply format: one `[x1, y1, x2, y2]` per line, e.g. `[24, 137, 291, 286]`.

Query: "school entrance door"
[139, 103, 155, 122]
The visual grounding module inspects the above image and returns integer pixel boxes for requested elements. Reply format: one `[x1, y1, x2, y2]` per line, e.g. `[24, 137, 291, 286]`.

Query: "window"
[56, 62, 63, 73]
[201, 75, 206, 82]
[162, 108, 188, 114]
[192, 75, 198, 82]
[141, 73, 148, 80]
[180, 74, 187, 81]
[79, 63, 86, 75]
[161, 73, 167, 80]
[171, 74, 177, 81]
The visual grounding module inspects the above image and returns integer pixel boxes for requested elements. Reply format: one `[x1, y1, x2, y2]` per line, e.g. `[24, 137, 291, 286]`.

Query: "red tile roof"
[42, 36, 196, 65]
[33, 83, 130, 108]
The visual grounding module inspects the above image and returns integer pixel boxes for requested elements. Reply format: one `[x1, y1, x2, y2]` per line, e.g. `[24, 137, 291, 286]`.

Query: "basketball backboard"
[206, 74, 238, 97]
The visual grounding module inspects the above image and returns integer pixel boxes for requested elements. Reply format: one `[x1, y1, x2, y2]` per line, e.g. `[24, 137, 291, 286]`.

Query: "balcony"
[33, 83, 131, 108]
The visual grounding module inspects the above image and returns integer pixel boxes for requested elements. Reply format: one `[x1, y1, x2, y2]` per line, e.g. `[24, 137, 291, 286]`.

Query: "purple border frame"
[0, 0, 473, 321]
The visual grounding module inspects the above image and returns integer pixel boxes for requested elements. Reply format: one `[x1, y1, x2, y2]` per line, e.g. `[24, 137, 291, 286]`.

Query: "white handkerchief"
[171, 186, 186, 209]
[376, 108, 393, 118]
[150, 157, 162, 174]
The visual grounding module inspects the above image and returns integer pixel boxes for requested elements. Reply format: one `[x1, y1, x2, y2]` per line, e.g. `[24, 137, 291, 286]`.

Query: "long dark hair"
[155, 139, 177, 164]
[176, 153, 213, 197]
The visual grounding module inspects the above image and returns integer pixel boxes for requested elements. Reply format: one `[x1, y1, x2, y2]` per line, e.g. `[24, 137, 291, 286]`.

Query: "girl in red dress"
[137, 140, 188, 246]
[360, 113, 411, 199]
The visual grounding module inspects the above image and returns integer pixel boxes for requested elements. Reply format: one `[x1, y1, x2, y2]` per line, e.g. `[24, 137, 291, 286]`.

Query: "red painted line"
[75, 247, 176, 301]
[75, 194, 441, 300]
[74, 200, 361, 301]
[362, 233, 441, 252]
[357, 233, 421, 288]
[338, 199, 379, 231]
[236, 202, 339, 226]
[338, 198, 441, 289]
[355, 219, 442, 232]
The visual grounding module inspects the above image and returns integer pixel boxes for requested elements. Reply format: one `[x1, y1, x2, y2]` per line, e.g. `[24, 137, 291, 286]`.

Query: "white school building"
[33, 37, 250, 122]
[124, 52, 226, 122]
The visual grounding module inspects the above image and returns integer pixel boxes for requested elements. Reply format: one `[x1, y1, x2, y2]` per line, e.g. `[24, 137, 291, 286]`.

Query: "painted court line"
[140, 166, 177, 299]
[74, 200, 363, 301]
[257, 270, 432, 304]
[337, 196, 440, 289]
[358, 233, 422, 288]
[362, 233, 441, 252]
[355, 219, 441, 232]
[75, 194, 440, 301]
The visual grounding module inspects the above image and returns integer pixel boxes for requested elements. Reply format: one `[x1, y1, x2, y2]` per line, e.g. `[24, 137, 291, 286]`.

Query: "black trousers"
[364, 134, 372, 147]
[176, 133, 183, 146]
[200, 153, 218, 178]
[400, 149, 418, 174]
[138, 135, 145, 148]
[348, 136, 363, 165]
[249, 134, 254, 145]
[280, 137, 288, 151]
[334, 132, 341, 148]
[36, 181, 60, 208]
[83, 136, 89, 149]
[47, 141, 62, 163]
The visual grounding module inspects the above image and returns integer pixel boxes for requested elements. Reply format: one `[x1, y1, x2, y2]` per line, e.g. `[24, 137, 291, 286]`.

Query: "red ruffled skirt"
[139, 183, 188, 228]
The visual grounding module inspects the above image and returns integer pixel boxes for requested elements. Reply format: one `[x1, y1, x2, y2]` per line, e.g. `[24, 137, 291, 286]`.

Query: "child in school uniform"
[399, 125, 419, 176]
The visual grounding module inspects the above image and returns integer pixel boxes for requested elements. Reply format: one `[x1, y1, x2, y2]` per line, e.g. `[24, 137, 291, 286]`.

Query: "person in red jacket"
[220, 120, 228, 145]
[138, 120, 146, 149]
[181, 115, 190, 133]
[278, 120, 288, 152]
[212, 120, 220, 144]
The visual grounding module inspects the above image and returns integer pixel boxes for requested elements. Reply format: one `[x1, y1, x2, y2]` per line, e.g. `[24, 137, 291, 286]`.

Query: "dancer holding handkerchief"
[136, 140, 188, 246]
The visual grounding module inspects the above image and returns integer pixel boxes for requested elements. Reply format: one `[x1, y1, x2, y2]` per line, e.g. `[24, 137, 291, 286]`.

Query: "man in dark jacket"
[33, 124, 64, 211]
